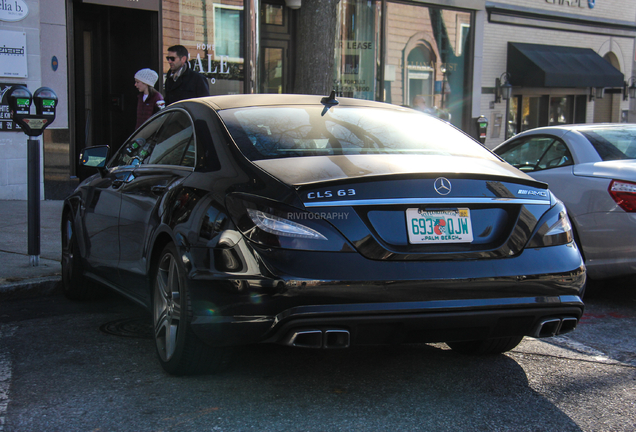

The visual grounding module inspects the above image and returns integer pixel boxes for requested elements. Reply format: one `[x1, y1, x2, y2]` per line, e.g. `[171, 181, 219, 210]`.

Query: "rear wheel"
[61, 212, 95, 300]
[152, 242, 231, 375]
[447, 336, 524, 355]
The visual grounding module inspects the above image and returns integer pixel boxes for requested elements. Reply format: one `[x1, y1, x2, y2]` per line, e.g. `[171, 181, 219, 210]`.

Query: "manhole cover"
[100, 317, 153, 339]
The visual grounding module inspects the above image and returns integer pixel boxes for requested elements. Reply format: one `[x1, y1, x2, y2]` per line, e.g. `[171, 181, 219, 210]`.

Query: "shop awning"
[507, 42, 624, 88]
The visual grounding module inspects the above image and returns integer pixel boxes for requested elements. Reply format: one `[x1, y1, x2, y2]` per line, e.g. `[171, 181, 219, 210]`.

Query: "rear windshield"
[219, 106, 498, 162]
[580, 127, 636, 161]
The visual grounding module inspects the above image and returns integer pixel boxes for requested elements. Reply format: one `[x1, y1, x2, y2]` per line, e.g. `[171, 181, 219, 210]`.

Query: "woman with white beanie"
[134, 68, 165, 129]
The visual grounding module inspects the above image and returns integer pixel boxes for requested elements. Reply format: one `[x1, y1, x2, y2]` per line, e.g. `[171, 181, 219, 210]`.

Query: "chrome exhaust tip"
[532, 317, 579, 338]
[559, 317, 578, 334]
[533, 318, 562, 338]
[324, 329, 350, 349]
[283, 329, 351, 349]
[288, 330, 323, 348]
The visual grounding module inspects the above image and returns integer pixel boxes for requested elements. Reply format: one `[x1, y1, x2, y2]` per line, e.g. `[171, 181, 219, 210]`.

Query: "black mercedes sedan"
[62, 94, 585, 375]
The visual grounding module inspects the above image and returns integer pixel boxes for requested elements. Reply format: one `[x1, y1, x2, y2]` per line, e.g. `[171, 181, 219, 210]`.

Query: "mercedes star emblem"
[434, 177, 452, 195]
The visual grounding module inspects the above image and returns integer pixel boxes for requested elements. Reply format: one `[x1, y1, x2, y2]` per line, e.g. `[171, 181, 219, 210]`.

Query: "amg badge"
[517, 189, 548, 197]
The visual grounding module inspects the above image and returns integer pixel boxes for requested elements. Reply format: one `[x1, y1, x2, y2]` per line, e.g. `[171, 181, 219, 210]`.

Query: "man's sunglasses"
[166, 56, 177, 61]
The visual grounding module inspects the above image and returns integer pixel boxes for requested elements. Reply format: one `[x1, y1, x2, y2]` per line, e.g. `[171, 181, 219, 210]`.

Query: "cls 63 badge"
[307, 189, 356, 199]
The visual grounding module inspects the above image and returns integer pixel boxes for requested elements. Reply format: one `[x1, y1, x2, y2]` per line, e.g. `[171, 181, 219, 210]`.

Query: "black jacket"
[164, 65, 210, 106]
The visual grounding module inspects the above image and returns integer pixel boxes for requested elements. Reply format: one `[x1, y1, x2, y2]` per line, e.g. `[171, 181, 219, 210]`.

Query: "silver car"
[493, 124, 636, 280]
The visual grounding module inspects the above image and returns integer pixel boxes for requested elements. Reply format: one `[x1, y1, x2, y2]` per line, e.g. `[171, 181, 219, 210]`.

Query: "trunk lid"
[254, 155, 552, 260]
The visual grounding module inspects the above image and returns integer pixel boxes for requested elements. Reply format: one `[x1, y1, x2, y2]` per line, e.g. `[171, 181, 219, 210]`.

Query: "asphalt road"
[0, 279, 634, 432]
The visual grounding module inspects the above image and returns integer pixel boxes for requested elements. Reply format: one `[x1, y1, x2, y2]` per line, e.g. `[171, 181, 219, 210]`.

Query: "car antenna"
[321, 90, 339, 105]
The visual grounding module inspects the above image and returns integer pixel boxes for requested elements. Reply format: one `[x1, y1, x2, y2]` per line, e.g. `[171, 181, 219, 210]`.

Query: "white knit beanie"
[135, 68, 158, 87]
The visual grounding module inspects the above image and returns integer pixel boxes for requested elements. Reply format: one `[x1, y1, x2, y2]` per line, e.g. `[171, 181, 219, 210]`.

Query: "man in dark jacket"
[164, 45, 210, 105]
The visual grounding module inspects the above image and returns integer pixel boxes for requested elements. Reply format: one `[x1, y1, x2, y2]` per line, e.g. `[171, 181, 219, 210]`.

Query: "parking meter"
[33, 87, 58, 120]
[477, 115, 488, 145]
[8, 85, 57, 137]
[7, 85, 58, 266]
[7, 85, 32, 116]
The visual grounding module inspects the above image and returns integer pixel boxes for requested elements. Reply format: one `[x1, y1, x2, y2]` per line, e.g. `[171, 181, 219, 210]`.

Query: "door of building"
[72, 1, 159, 173]
[259, 0, 294, 93]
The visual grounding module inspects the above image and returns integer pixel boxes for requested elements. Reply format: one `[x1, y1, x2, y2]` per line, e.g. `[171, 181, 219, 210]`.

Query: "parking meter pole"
[27, 136, 41, 266]
[8, 85, 58, 267]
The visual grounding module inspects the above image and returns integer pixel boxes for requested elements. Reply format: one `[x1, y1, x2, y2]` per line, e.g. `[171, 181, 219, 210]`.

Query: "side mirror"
[79, 145, 109, 169]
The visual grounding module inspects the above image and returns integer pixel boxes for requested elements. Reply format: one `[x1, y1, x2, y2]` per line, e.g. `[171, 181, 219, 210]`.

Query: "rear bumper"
[185, 242, 586, 347]
[265, 298, 584, 347]
[189, 294, 584, 347]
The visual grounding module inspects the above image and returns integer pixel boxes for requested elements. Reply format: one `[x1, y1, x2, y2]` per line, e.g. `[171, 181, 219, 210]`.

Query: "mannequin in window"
[413, 95, 434, 115]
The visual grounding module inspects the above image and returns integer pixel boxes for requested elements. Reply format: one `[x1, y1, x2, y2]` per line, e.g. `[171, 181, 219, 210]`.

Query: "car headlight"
[528, 201, 573, 248]
[226, 193, 352, 251]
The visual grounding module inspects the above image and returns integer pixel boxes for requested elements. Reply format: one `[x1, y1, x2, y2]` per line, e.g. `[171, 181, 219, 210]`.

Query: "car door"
[82, 115, 168, 286]
[80, 167, 127, 285]
[117, 109, 197, 303]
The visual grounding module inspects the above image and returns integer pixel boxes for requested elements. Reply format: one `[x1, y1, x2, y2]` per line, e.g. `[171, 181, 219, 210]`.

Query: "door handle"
[151, 185, 167, 195]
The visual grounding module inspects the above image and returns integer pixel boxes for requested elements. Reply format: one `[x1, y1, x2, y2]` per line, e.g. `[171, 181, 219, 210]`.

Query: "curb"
[0, 276, 62, 301]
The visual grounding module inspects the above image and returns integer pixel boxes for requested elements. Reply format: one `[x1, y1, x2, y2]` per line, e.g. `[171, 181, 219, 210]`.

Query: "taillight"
[528, 201, 573, 248]
[226, 193, 351, 251]
[247, 209, 327, 240]
[609, 180, 636, 212]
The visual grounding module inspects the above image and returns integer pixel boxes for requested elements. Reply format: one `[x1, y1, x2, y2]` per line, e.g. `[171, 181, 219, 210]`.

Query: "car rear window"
[580, 128, 636, 161]
[219, 106, 498, 162]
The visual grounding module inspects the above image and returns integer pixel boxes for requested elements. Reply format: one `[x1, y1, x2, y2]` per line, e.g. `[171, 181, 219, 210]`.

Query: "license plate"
[406, 208, 473, 244]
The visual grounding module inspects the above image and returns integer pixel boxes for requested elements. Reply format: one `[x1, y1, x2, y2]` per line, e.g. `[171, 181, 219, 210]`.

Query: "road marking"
[551, 335, 615, 363]
[0, 326, 16, 432]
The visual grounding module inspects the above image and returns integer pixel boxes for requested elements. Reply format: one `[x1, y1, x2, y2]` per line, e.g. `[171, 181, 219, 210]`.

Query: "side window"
[144, 111, 196, 167]
[110, 113, 169, 167]
[536, 141, 573, 170]
[498, 136, 571, 172]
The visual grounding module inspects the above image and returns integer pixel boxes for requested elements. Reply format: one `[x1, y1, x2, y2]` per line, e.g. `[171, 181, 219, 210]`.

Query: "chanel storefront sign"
[545, 0, 594, 8]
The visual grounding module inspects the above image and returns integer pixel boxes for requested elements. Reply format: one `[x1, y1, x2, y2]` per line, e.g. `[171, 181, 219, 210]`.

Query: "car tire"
[61, 212, 95, 300]
[152, 242, 232, 376]
[447, 335, 524, 355]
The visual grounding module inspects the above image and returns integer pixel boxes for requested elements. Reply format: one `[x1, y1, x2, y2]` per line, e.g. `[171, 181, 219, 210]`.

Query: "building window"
[549, 96, 574, 126]
[382, 2, 473, 128]
[214, 5, 243, 59]
[507, 94, 588, 138]
[262, 47, 284, 93]
[522, 96, 547, 133]
[333, 0, 381, 100]
[162, 0, 245, 96]
[406, 44, 435, 109]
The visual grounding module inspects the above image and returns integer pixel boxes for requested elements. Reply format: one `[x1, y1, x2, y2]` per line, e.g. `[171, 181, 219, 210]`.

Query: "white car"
[494, 124, 636, 280]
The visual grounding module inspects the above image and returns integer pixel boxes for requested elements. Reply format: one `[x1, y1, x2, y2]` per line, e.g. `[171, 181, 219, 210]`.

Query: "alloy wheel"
[153, 251, 183, 362]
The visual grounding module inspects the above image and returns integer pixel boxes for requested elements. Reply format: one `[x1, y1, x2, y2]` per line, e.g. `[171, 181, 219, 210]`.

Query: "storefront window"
[508, 94, 586, 138]
[507, 95, 520, 139]
[262, 47, 284, 93]
[333, 0, 381, 100]
[521, 96, 547, 132]
[549, 96, 574, 126]
[162, 0, 245, 95]
[382, 3, 472, 128]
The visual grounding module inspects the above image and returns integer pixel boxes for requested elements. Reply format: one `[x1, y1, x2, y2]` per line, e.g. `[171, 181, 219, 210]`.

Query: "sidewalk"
[0, 200, 64, 300]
